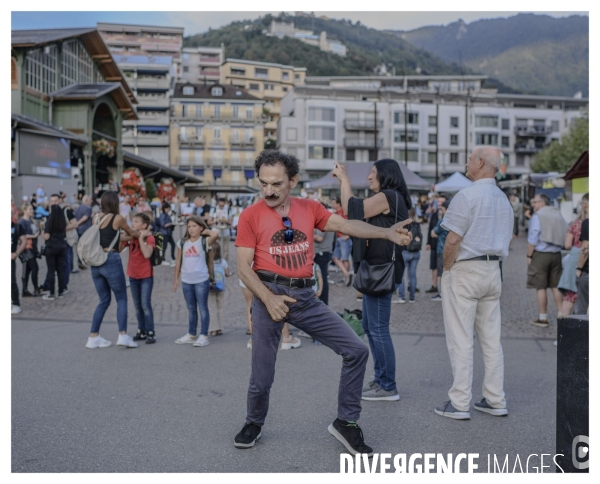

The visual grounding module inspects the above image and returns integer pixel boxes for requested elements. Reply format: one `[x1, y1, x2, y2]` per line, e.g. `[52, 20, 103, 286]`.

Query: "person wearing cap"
[433, 147, 513, 421]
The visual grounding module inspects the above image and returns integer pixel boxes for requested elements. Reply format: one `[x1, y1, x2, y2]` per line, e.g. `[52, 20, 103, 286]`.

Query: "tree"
[531, 115, 588, 173]
[145, 178, 157, 200]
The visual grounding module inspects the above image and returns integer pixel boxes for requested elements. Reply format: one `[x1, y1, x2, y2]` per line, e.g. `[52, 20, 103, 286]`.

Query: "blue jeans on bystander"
[90, 252, 128, 333]
[129, 276, 155, 333]
[182, 280, 210, 336]
[398, 250, 421, 301]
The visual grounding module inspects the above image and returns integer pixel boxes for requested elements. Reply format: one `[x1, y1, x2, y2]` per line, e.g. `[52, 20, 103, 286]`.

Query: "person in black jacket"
[425, 194, 447, 293]
[335, 158, 411, 403]
[394, 207, 423, 303]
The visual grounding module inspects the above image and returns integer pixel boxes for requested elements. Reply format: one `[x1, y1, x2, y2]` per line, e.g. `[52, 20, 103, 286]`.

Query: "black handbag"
[352, 192, 399, 297]
[19, 249, 35, 263]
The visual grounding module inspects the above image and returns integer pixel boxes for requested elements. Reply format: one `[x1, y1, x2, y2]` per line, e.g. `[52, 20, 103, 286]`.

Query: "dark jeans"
[574, 272, 589, 314]
[91, 252, 128, 333]
[45, 245, 67, 297]
[314, 251, 333, 305]
[247, 281, 368, 425]
[11, 259, 19, 306]
[22, 258, 39, 292]
[362, 292, 396, 392]
[164, 233, 176, 261]
[63, 245, 73, 287]
[130, 276, 155, 333]
[398, 251, 421, 301]
[182, 280, 210, 336]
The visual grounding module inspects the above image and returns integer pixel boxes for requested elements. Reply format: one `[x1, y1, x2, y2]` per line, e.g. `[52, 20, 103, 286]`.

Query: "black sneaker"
[234, 422, 262, 449]
[425, 286, 438, 293]
[22, 290, 34, 297]
[133, 330, 147, 341]
[145, 332, 156, 344]
[328, 418, 373, 456]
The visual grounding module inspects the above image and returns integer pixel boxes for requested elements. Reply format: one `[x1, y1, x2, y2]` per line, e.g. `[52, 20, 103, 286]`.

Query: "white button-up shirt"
[441, 178, 514, 261]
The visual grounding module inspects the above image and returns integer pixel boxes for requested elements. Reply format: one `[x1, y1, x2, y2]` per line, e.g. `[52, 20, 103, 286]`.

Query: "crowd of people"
[10, 148, 589, 456]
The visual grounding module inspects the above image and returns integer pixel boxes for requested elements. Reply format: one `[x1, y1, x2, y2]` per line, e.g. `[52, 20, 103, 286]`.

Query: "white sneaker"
[11, 305, 22, 315]
[193, 334, 210, 347]
[86, 336, 112, 349]
[281, 337, 301, 350]
[116, 334, 138, 348]
[170, 261, 176, 268]
[247, 338, 252, 349]
[161, 260, 171, 266]
[42, 294, 55, 301]
[175, 333, 198, 344]
[391, 297, 406, 304]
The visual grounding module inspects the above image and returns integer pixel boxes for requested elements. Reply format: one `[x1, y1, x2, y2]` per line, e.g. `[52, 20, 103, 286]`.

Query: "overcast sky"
[11, 10, 588, 37]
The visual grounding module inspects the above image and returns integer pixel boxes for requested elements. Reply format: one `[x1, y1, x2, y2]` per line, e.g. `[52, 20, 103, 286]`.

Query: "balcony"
[134, 113, 169, 125]
[343, 137, 383, 148]
[122, 133, 169, 146]
[136, 96, 169, 108]
[514, 142, 546, 153]
[344, 119, 384, 131]
[179, 135, 205, 146]
[514, 125, 552, 136]
[199, 57, 220, 64]
[198, 70, 220, 78]
[230, 137, 255, 148]
[135, 77, 169, 90]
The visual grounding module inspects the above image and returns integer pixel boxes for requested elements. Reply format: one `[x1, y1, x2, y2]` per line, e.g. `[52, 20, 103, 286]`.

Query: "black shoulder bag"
[352, 192, 398, 297]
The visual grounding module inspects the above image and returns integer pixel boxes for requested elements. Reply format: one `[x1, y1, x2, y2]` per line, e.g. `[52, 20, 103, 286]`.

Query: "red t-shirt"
[235, 198, 332, 278]
[335, 208, 348, 238]
[127, 236, 155, 279]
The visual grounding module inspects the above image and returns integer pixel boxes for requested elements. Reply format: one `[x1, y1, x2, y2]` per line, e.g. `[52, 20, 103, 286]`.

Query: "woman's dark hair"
[45, 205, 67, 234]
[212, 241, 222, 261]
[162, 202, 171, 212]
[254, 149, 299, 180]
[373, 159, 412, 210]
[100, 191, 120, 215]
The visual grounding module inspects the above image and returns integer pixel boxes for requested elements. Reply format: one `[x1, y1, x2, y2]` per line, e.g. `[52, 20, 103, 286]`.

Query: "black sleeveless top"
[99, 214, 119, 249]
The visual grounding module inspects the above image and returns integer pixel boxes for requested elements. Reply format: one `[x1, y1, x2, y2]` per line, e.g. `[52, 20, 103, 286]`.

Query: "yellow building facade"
[170, 82, 265, 187]
[221, 59, 306, 140]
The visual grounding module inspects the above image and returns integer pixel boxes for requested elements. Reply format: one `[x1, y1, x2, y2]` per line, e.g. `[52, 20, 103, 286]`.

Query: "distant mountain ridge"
[389, 14, 588, 97]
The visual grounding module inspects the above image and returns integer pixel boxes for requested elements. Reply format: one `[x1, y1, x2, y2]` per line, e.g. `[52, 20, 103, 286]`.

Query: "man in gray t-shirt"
[314, 225, 336, 305]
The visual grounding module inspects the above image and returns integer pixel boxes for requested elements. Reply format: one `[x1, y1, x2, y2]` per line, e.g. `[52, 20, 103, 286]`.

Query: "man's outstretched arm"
[323, 214, 413, 247]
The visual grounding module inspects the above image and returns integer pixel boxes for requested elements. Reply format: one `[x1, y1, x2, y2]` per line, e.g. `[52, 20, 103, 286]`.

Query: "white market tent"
[434, 172, 473, 192]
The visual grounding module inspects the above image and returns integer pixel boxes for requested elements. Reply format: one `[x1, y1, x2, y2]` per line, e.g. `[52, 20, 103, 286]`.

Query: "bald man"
[434, 147, 514, 420]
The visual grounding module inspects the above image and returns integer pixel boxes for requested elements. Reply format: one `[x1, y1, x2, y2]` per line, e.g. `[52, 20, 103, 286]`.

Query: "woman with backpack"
[173, 216, 219, 347]
[86, 191, 141, 349]
[208, 241, 232, 336]
[122, 212, 157, 344]
[332, 159, 411, 402]
[394, 208, 423, 304]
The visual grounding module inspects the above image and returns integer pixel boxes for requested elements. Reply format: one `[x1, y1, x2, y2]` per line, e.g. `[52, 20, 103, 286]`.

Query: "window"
[232, 106, 239, 118]
[346, 149, 355, 161]
[475, 115, 499, 128]
[213, 128, 221, 139]
[368, 150, 377, 162]
[427, 152, 437, 164]
[516, 154, 526, 166]
[213, 105, 220, 117]
[295, 74, 300, 80]
[501, 118, 510, 130]
[183, 86, 194, 95]
[287, 128, 297, 141]
[308, 146, 335, 159]
[501, 136, 510, 148]
[282, 87, 288, 92]
[249, 83, 260, 91]
[264, 83, 274, 91]
[551, 120, 560, 132]
[60, 39, 102, 88]
[394, 112, 419, 124]
[308, 107, 335, 122]
[308, 126, 335, 141]
[450, 116, 459, 128]
[231, 130, 240, 142]
[282, 72, 290, 80]
[428, 116, 437, 127]
[231, 68, 246, 75]
[450, 134, 458, 146]
[255, 68, 268, 78]
[211, 87, 223, 96]
[450, 152, 459, 164]
[181, 105, 188, 118]
[183, 66, 189, 73]
[476, 133, 498, 145]
[428, 133, 437, 145]
[393, 130, 419, 143]
[393, 148, 419, 162]
[245, 108, 253, 119]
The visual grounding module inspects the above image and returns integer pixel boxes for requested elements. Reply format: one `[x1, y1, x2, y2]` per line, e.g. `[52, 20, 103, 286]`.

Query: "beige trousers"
[208, 290, 224, 332]
[441, 260, 506, 411]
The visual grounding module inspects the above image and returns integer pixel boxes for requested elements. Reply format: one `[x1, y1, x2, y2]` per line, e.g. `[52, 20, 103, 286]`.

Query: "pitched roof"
[11, 113, 89, 145]
[172, 82, 262, 101]
[50, 83, 138, 120]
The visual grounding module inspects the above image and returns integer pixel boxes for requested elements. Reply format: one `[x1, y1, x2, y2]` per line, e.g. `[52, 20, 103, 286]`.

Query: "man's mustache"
[265, 194, 279, 200]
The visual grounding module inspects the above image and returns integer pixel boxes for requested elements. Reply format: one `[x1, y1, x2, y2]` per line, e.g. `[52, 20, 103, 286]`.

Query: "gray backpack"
[77, 214, 119, 267]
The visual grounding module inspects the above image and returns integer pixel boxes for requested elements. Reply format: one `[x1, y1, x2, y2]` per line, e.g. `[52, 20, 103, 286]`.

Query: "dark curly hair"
[254, 150, 299, 180]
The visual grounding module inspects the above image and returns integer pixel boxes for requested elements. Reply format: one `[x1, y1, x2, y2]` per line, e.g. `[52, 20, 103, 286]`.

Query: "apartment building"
[180, 46, 224, 84]
[277, 75, 588, 183]
[97, 22, 183, 76]
[268, 20, 347, 56]
[170, 82, 265, 187]
[221, 59, 306, 142]
[115, 54, 171, 165]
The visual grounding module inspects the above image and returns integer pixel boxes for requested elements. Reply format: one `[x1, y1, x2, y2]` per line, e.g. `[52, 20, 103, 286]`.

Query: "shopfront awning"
[137, 126, 168, 132]
[123, 151, 202, 184]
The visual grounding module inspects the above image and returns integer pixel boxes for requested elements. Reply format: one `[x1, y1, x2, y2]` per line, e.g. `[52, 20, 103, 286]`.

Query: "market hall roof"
[122, 151, 203, 185]
[49, 84, 138, 121]
[11, 113, 89, 145]
[11, 27, 136, 105]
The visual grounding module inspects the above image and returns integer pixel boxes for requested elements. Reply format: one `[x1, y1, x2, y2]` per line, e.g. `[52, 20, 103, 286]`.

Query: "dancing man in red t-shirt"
[233, 150, 412, 455]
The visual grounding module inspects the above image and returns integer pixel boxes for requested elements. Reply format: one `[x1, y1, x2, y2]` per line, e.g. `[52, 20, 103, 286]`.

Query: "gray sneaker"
[434, 400, 470, 419]
[361, 387, 399, 401]
[362, 380, 380, 392]
[473, 398, 508, 417]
